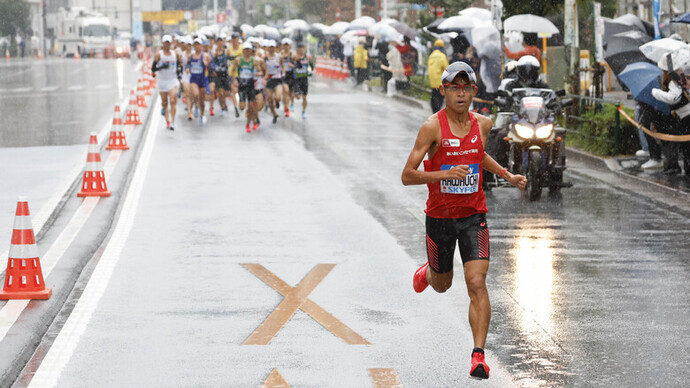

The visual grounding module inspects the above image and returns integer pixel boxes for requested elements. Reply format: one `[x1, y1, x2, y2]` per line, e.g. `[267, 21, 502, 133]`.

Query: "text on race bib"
[440, 164, 480, 194]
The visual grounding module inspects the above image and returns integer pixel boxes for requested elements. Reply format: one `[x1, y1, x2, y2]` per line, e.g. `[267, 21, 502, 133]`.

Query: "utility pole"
[356, 0, 362, 19]
[286, 0, 290, 20]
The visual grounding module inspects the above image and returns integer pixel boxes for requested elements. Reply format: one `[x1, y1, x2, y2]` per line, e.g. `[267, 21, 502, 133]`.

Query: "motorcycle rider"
[503, 55, 548, 94]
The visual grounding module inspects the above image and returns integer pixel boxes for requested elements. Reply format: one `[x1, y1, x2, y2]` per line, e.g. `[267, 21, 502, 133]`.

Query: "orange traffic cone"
[74, 50, 80, 60]
[106, 105, 129, 150]
[124, 90, 142, 126]
[0, 198, 52, 300]
[137, 79, 148, 108]
[77, 133, 111, 197]
[37, 48, 42, 60]
[5, 48, 10, 60]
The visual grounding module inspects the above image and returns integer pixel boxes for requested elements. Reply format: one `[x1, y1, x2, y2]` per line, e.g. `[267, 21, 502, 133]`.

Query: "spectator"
[504, 32, 542, 63]
[652, 68, 690, 175]
[330, 36, 344, 61]
[343, 38, 354, 76]
[397, 37, 415, 77]
[449, 36, 470, 64]
[382, 39, 407, 96]
[638, 102, 665, 170]
[354, 37, 369, 86]
[377, 38, 390, 93]
[427, 39, 449, 113]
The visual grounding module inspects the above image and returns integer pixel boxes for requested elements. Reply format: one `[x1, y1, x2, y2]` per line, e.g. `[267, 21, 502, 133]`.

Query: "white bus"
[48, 7, 112, 57]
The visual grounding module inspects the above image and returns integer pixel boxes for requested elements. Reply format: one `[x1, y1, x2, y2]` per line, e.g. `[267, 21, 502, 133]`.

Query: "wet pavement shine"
[3, 75, 690, 387]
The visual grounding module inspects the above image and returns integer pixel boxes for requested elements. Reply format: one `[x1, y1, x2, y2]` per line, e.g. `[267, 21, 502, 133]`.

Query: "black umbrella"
[391, 22, 418, 40]
[425, 18, 447, 34]
[672, 12, 690, 24]
[604, 30, 653, 75]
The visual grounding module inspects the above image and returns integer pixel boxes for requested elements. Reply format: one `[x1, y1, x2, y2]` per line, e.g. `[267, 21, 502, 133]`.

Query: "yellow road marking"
[262, 369, 291, 388]
[368, 368, 404, 387]
[242, 263, 370, 345]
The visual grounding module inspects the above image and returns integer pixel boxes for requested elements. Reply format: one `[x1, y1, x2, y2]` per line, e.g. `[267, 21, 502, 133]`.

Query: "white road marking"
[0, 96, 129, 290]
[27, 97, 160, 388]
[12, 87, 32, 93]
[41, 86, 59, 92]
[66, 85, 83, 91]
[94, 84, 111, 90]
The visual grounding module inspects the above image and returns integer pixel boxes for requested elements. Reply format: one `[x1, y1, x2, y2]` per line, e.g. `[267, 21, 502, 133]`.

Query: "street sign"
[216, 13, 226, 23]
[183, 11, 192, 21]
[336, 8, 341, 21]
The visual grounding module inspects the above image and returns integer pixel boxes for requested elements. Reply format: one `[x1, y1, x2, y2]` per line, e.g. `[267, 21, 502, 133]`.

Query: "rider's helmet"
[516, 55, 541, 86]
[504, 60, 518, 79]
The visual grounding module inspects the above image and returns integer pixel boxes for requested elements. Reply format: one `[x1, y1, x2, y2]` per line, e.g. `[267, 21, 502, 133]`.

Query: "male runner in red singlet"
[401, 62, 527, 380]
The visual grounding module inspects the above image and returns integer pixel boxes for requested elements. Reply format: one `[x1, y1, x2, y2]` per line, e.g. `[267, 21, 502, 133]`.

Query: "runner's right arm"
[401, 117, 470, 185]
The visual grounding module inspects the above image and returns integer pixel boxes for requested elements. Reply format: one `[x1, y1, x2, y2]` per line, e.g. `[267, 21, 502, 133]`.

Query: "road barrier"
[0, 199, 52, 300]
[315, 56, 349, 80]
[106, 105, 129, 151]
[77, 133, 111, 198]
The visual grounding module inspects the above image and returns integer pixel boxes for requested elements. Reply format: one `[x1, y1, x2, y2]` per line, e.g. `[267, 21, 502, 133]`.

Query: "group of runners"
[151, 32, 312, 132]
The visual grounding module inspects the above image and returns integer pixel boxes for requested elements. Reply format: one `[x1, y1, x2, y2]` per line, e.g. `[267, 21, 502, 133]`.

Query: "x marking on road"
[242, 263, 370, 345]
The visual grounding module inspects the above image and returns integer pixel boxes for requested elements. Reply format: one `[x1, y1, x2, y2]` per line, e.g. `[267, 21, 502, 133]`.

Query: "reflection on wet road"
[0, 58, 139, 147]
[284, 83, 690, 387]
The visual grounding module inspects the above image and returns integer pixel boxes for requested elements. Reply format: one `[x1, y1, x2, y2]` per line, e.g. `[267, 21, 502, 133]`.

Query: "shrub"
[568, 104, 638, 156]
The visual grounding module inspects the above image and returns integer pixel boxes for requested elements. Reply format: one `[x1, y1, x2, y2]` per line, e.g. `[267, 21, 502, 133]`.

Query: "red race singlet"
[424, 109, 488, 219]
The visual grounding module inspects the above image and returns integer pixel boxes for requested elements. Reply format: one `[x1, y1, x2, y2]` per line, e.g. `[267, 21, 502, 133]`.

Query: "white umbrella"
[240, 24, 255, 36]
[458, 7, 491, 20]
[640, 39, 687, 63]
[471, 25, 500, 57]
[657, 46, 690, 71]
[311, 23, 329, 33]
[350, 16, 377, 30]
[369, 22, 403, 41]
[326, 21, 350, 35]
[437, 15, 479, 32]
[504, 14, 559, 36]
[284, 19, 310, 31]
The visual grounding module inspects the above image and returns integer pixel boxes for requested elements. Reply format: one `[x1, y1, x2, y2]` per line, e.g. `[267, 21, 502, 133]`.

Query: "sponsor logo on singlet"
[442, 139, 461, 147]
[440, 163, 480, 194]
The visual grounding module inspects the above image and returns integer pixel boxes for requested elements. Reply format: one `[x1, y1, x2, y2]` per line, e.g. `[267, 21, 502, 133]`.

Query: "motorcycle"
[489, 88, 573, 201]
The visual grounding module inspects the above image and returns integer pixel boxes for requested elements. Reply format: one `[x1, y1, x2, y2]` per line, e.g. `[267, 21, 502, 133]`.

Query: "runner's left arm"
[477, 115, 527, 190]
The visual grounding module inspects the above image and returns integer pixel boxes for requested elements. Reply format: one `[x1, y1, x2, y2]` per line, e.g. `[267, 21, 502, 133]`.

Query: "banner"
[652, 0, 662, 39]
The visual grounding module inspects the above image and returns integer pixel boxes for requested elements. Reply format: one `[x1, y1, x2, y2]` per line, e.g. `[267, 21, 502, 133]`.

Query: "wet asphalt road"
[279, 84, 690, 387]
[2, 68, 690, 386]
[0, 58, 138, 147]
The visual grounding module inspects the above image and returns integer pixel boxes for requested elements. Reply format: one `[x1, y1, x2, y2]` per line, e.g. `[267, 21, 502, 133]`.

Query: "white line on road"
[12, 87, 32, 93]
[27, 97, 160, 388]
[66, 85, 83, 91]
[94, 84, 111, 90]
[41, 86, 59, 92]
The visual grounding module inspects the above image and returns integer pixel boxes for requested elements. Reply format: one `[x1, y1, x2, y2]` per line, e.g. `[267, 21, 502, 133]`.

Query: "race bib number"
[440, 164, 480, 194]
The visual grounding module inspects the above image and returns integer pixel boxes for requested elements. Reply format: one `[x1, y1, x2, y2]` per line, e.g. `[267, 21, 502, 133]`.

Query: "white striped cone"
[124, 90, 141, 125]
[0, 197, 52, 299]
[106, 104, 129, 150]
[137, 79, 148, 108]
[77, 133, 111, 197]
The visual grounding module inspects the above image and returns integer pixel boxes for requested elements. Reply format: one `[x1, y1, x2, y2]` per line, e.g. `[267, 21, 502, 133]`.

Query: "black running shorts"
[294, 78, 308, 96]
[214, 75, 231, 91]
[238, 83, 255, 102]
[425, 213, 489, 273]
[266, 78, 283, 89]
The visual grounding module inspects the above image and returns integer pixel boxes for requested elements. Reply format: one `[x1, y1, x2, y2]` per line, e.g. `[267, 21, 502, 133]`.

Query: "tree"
[0, 0, 31, 37]
[503, 0, 562, 18]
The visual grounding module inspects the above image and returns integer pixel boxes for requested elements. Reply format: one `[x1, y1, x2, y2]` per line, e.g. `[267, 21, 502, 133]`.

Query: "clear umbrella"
[640, 38, 687, 63]
[504, 14, 559, 36]
[284, 19, 310, 31]
[458, 7, 491, 20]
[657, 46, 690, 71]
[471, 25, 500, 57]
[326, 21, 350, 35]
[437, 15, 479, 32]
[349, 16, 377, 30]
[369, 23, 403, 42]
[240, 24, 255, 36]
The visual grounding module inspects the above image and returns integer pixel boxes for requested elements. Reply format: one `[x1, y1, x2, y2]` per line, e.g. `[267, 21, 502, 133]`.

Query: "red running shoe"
[284, 108, 290, 117]
[470, 351, 490, 379]
[252, 122, 259, 131]
[245, 123, 251, 133]
[413, 262, 429, 293]
[209, 108, 215, 117]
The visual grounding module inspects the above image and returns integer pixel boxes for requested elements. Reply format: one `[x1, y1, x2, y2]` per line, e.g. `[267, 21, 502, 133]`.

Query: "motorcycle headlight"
[514, 123, 534, 139]
[116, 47, 123, 54]
[535, 124, 554, 139]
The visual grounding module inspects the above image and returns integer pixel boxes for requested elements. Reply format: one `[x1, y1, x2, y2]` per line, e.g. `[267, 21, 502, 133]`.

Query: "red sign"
[431, 6, 445, 18]
[336, 8, 341, 21]
[216, 13, 226, 23]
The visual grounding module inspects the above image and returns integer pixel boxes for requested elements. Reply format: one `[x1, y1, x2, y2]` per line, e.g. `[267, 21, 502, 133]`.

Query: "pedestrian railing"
[564, 94, 625, 155]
